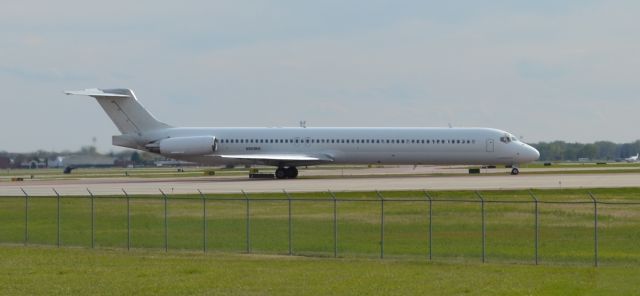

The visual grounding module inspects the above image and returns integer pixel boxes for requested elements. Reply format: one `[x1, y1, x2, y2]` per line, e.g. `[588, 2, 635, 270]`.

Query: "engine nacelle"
[158, 136, 216, 155]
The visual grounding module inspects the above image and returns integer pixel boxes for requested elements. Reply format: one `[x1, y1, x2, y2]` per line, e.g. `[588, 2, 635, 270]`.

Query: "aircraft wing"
[218, 154, 334, 166]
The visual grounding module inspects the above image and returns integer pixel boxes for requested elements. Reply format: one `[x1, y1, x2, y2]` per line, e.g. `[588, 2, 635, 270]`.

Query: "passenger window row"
[219, 138, 476, 145]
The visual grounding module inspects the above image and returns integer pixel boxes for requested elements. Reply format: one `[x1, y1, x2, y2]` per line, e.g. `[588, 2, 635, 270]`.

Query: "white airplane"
[65, 88, 540, 178]
[625, 154, 639, 163]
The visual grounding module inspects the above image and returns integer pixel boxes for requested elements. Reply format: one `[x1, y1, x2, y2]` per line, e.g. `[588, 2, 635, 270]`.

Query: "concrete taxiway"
[1, 173, 639, 196]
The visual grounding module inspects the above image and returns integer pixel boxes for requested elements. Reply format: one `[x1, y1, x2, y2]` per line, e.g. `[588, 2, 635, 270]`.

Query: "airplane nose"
[527, 145, 540, 161]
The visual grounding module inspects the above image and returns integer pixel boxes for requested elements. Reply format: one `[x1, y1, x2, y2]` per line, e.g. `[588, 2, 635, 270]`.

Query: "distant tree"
[577, 144, 597, 160]
[79, 146, 98, 155]
[130, 151, 141, 165]
[594, 141, 617, 160]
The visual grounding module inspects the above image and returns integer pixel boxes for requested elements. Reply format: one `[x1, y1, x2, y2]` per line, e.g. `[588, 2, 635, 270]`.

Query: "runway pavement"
[1, 173, 639, 196]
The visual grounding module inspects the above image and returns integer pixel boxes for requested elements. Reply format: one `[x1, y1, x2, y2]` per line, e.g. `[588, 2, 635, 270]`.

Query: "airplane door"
[486, 139, 494, 152]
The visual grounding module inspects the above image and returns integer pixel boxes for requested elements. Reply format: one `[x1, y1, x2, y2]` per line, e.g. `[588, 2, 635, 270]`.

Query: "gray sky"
[1, 0, 639, 152]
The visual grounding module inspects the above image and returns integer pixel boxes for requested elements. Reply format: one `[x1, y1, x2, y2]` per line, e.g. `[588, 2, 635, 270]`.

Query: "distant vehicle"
[65, 88, 539, 178]
[625, 154, 639, 163]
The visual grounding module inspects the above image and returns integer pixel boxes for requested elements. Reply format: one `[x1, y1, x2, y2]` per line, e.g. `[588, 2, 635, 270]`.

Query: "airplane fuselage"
[130, 127, 539, 167]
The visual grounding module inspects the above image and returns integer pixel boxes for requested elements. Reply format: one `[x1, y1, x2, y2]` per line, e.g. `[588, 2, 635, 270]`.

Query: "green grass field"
[1, 246, 640, 295]
[2, 188, 640, 266]
[2, 188, 640, 295]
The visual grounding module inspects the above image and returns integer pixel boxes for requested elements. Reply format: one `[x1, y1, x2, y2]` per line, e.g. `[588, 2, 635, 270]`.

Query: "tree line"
[531, 140, 640, 162]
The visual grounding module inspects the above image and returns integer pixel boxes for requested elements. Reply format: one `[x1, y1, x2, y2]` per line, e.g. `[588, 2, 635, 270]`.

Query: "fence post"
[475, 191, 485, 263]
[242, 190, 251, 253]
[159, 189, 168, 252]
[376, 191, 385, 259]
[283, 190, 293, 256]
[20, 188, 29, 246]
[424, 190, 433, 261]
[87, 189, 95, 249]
[53, 188, 61, 248]
[528, 190, 539, 265]
[328, 190, 338, 258]
[198, 189, 207, 253]
[588, 192, 598, 267]
[122, 189, 130, 251]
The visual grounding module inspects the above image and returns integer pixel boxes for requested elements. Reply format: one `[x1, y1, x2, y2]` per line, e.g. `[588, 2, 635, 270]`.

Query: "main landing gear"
[275, 166, 298, 179]
[510, 167, 520, 175]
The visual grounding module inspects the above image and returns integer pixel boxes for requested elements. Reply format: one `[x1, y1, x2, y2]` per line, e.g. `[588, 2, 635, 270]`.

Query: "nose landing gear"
[510, 167, 520, 175]
[275, 166, 299, 179]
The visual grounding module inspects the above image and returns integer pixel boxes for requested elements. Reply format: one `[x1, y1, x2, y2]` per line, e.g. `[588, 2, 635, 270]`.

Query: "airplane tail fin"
[65, 88, 171, 135]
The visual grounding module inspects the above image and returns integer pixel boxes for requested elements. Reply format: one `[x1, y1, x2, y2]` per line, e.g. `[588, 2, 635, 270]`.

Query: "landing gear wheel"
[285, 166, 299, 179]
[511, 168, 520, 175]
[275, 168, 287, 179]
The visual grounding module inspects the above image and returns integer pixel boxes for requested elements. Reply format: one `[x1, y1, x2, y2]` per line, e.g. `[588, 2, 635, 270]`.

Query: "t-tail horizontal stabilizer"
[65, 88, 171, 135]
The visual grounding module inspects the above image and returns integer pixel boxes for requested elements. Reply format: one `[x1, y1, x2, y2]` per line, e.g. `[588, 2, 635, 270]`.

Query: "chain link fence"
[1, 188, 640, 266]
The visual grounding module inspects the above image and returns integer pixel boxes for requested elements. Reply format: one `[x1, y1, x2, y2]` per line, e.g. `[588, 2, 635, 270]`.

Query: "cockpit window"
[500, 134, 518, 143]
